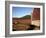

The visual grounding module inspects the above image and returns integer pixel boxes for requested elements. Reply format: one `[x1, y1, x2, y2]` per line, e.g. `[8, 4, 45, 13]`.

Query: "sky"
[12, 7, 33, 18]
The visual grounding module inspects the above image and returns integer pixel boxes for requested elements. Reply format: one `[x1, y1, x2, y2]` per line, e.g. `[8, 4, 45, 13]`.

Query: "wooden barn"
[31, 8, 40, 27]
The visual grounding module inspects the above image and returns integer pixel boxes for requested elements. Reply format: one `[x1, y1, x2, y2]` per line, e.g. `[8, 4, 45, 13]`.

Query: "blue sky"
[12, 7, 33, 18]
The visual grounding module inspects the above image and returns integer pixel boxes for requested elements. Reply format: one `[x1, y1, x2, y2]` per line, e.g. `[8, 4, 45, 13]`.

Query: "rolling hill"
[20, 15, 31, 19]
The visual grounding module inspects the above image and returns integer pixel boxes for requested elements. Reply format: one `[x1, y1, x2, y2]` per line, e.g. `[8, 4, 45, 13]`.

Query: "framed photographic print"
[5, 1, 45, 37]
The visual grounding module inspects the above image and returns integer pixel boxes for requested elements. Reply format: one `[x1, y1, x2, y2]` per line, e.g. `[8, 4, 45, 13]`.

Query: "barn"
[31, 8, 40, 27]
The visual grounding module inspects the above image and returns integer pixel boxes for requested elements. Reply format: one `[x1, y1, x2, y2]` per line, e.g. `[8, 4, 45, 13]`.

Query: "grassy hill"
[20, 15, 31, 19]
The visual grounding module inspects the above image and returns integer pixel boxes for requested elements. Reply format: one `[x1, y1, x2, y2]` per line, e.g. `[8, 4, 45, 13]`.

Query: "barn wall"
[32, 20, 40, 26]
[32, 8, 40, 20]
[31, 8, 40, 26]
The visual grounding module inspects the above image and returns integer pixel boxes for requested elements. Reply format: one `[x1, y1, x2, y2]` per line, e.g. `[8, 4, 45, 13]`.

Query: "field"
[12, 18, 40, 31]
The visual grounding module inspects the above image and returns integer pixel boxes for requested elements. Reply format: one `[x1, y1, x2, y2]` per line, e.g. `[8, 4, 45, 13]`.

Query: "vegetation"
[20, 15, 31, 19]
